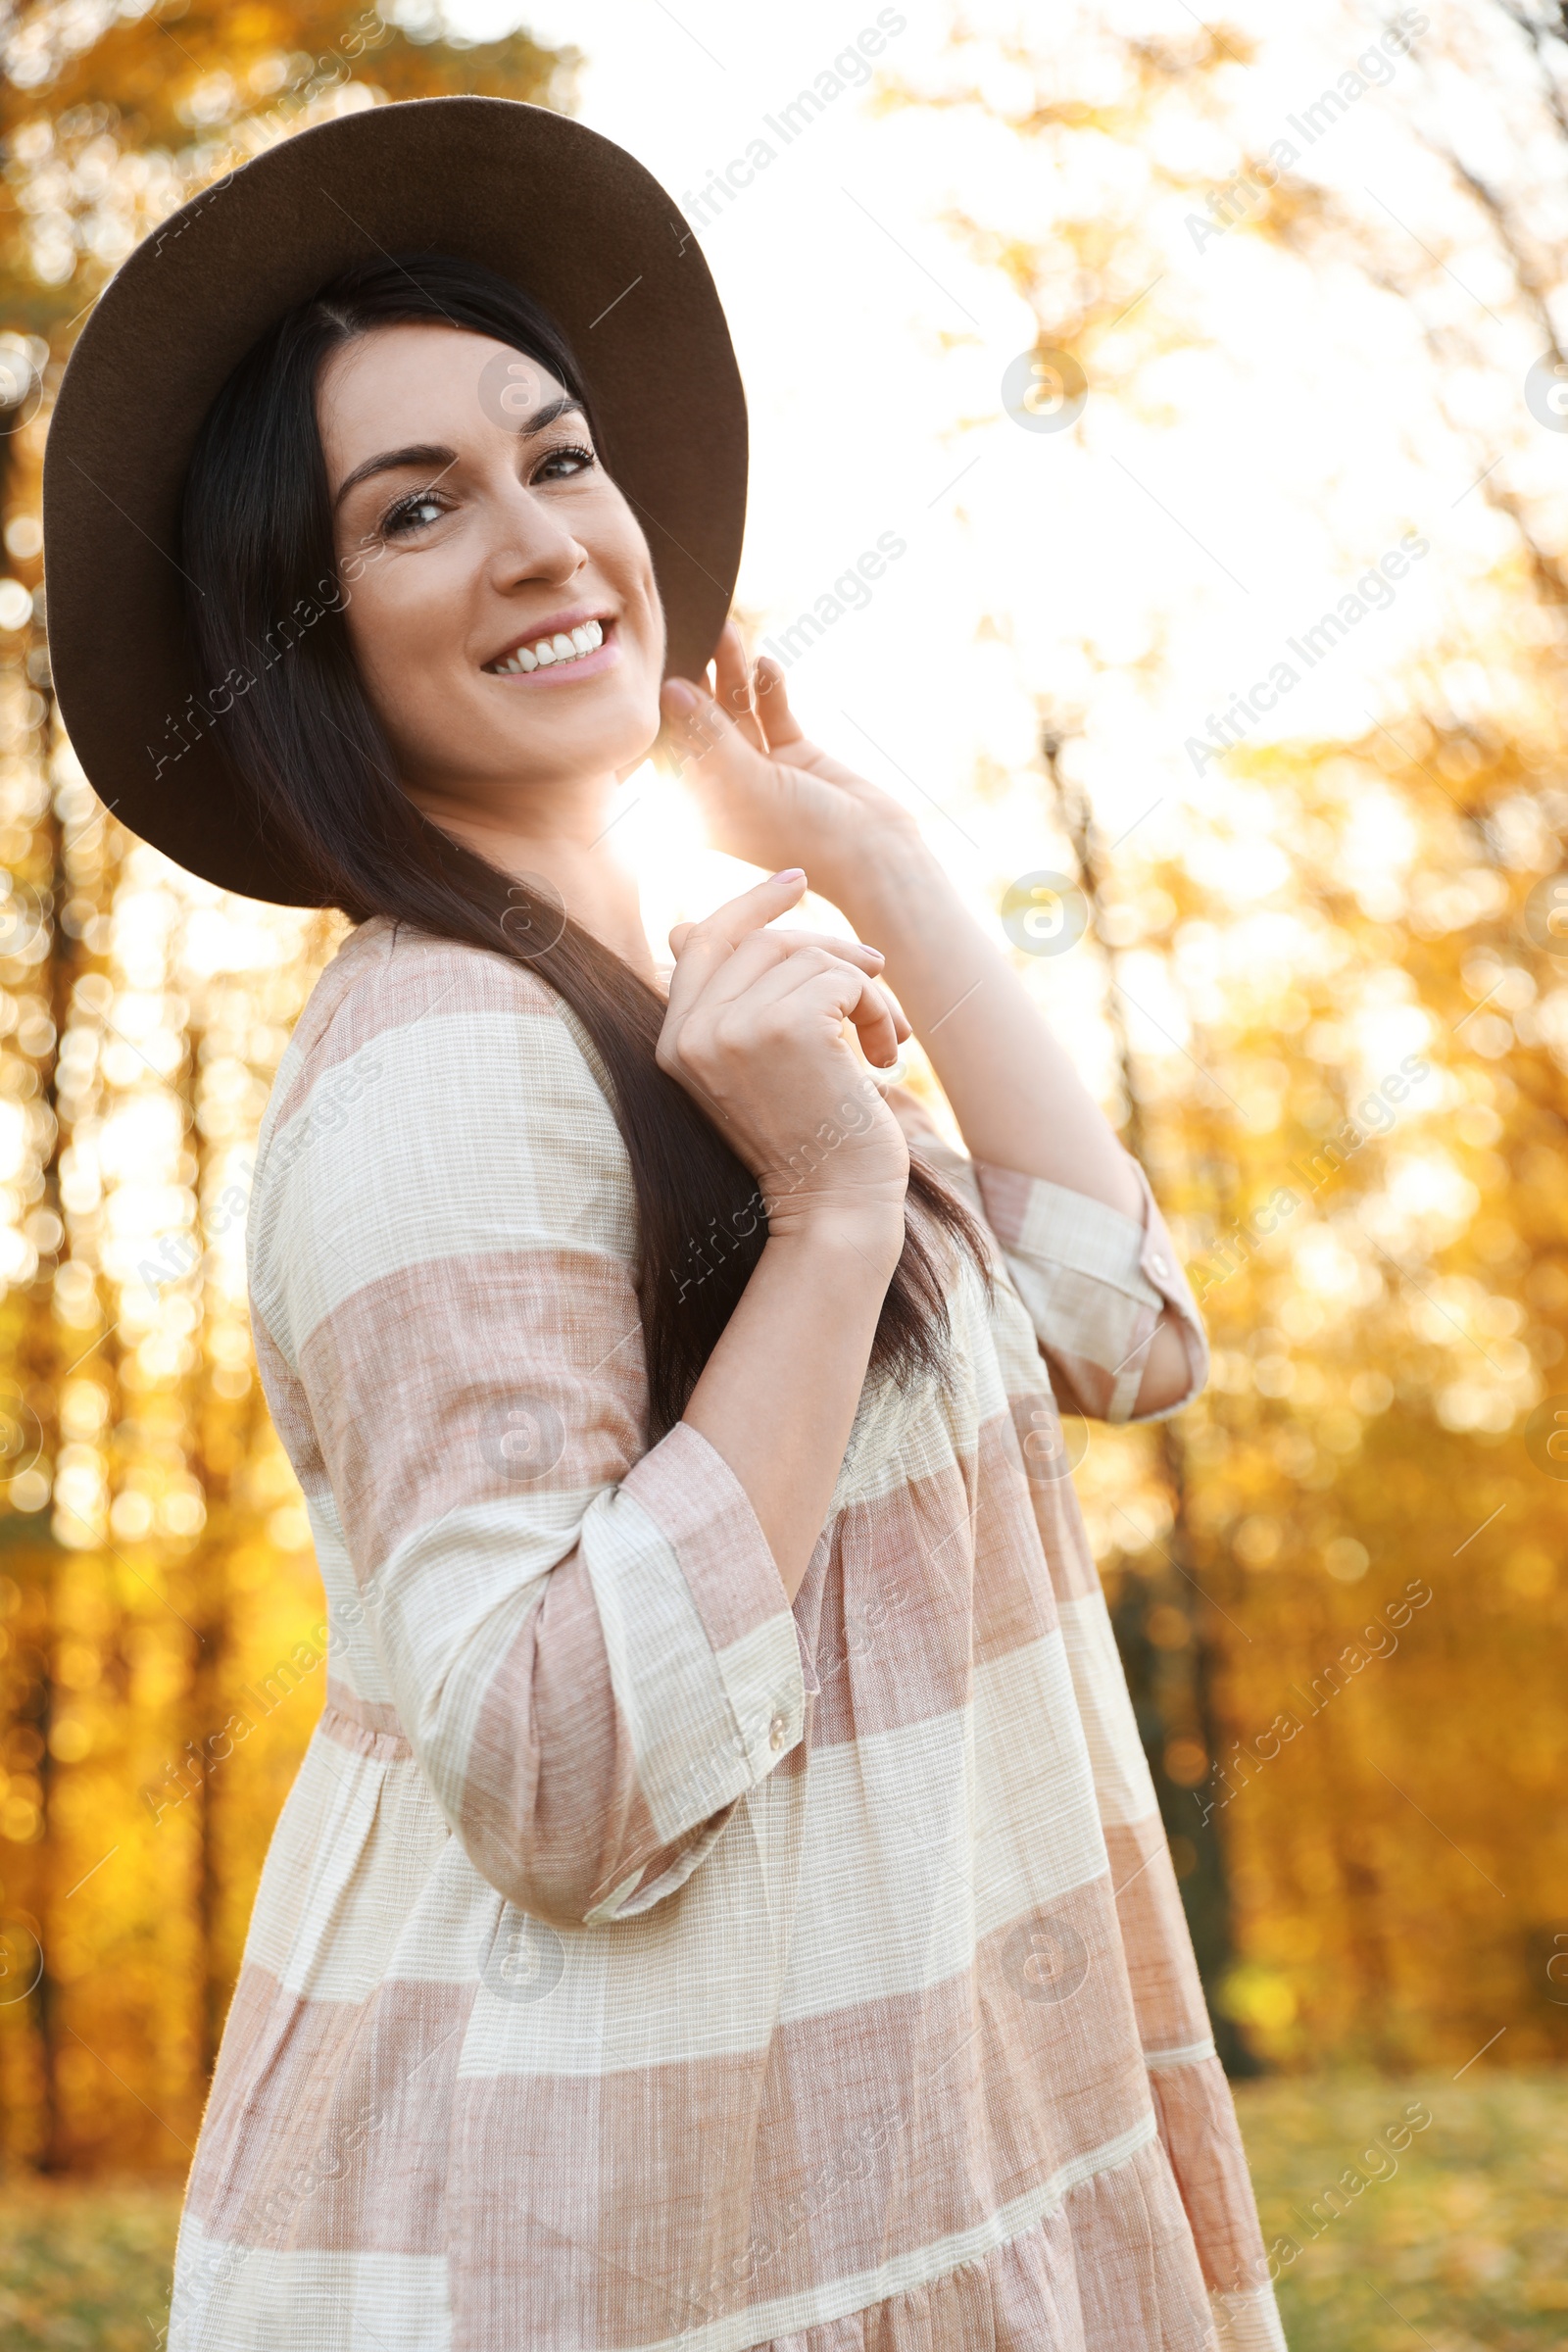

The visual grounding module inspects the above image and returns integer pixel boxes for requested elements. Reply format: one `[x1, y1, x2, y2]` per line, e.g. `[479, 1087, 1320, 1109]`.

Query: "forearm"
[834, 840, 1197, 1416]
[837, 839, 1142, 1216]
[682, 1213, 902, 1601]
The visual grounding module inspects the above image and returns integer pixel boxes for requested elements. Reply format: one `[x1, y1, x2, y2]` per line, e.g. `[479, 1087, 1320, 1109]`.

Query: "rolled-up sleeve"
[248, 938, 805, 1931]
[971, 1152, 1208, 1421]
[890, 1083, 1206, 1423]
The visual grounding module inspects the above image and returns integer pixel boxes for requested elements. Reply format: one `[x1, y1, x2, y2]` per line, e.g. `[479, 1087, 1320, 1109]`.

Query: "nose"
[487, 466, 586, 594]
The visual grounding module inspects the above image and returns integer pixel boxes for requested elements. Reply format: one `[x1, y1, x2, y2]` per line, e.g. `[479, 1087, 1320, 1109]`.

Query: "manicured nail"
[769, 868, 806, 884]
[663, 679, 696, 712]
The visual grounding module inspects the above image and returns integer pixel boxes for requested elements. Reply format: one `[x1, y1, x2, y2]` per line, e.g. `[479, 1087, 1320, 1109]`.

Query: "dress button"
[768, 1712, 788, 1752]
[1150, 1252, 1168, 1277]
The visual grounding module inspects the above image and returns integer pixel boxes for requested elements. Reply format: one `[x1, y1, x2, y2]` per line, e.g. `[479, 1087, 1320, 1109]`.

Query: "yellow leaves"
[1234, 1513, 1283, 1568]
[1503, 1547, 1554, 1599]
[1163, 1734, 1208, 1784]
[1317, 1406, 1363, 1456]
[1, 1792, 41, 1839]
[54, 1637, 100, 1690]
[1220, 1962, 1298, 2032]
[47, 1709, 90, 1761]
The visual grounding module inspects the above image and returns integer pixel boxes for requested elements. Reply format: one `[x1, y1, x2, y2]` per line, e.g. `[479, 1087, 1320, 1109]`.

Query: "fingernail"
[769, 868, 806, 885]
[863, 946, 885, 964]
[663, 679, 696, 712]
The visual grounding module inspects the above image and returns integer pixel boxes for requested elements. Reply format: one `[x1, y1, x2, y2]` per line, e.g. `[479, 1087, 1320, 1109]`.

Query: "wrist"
[827, 832, 954, 937]
[762, 1200, 906, 1279]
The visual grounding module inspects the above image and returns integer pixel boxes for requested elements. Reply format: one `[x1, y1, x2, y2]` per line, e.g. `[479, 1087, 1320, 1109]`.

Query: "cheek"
[340, 561, 453, 706]
[336, 573, 466, 777]
[587, 494, 662, 654]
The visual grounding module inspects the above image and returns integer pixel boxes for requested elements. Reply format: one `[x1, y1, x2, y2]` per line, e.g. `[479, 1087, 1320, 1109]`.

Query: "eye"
[532, 441, 596, 484]
[381, 489, 451, 539]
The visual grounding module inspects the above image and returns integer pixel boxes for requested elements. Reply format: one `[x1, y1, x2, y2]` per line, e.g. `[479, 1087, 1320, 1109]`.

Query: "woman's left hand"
[660, 620, 924, 907]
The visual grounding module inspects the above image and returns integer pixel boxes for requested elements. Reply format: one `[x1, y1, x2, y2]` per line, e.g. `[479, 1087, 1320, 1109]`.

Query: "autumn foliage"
[0, 0, 1565, 2181]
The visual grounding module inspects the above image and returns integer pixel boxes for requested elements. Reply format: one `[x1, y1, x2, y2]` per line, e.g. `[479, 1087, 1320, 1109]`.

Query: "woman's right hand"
[656, 870, 912, 1252]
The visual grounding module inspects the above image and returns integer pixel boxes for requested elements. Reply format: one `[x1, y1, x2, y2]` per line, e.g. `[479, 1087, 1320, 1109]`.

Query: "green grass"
[0, 2181, 177, 2350]
[1237, 2073, 1568, 2350]
[0, 2075, 1562, 2347]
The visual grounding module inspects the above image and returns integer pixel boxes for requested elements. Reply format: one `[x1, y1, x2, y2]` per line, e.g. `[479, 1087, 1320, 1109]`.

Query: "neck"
[410, 767, 656, 982]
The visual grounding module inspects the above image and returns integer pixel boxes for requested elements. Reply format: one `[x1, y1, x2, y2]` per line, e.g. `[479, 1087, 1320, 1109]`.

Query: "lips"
[483, 613, 612, 674]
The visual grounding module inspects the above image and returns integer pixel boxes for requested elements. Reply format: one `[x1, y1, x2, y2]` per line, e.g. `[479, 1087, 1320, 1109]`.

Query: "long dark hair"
[180, 252, 985, 1434]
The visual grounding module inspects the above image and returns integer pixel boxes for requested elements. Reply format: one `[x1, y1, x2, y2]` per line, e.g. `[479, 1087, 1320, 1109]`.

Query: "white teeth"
[488, 620, 608, 673]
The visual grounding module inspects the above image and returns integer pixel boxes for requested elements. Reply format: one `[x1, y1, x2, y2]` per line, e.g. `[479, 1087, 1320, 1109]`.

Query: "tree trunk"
[1039, 722, 1255, 2075]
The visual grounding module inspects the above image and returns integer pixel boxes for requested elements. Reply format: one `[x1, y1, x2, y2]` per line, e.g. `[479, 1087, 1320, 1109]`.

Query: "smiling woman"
[315, 314, 662, 818]
[42, 97, 1283, 2352]
[177, 249, 974, 1428]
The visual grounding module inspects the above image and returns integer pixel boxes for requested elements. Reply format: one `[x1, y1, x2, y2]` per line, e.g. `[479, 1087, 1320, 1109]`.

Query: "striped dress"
[170, 913, 1286, 2352]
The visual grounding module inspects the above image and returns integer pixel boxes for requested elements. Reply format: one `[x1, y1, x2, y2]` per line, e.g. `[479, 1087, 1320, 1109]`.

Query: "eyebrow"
[330, 397, 588, 511]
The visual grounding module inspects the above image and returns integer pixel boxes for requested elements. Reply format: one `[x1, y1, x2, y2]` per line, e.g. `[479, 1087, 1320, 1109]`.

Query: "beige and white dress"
[170, 913, 1286, 2352]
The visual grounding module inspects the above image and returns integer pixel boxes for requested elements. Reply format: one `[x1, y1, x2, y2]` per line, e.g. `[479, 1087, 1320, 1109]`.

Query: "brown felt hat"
[41, 97, 747, 906]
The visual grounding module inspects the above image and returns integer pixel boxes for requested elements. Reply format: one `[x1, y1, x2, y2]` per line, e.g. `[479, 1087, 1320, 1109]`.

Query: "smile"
[484, 617, 608, 675]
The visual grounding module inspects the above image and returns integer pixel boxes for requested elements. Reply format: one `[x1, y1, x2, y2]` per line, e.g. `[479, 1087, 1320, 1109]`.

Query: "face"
[318, 320, 664, 819]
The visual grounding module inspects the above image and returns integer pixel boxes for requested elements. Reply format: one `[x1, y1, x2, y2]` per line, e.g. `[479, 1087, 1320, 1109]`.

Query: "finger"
[753, 654, 808, 753]
[740, 950, 906, 1071]
[682, 928, 889, 1022]
[778, 959, 904, 1070]
[660, 673, 740, 777]
[859, 970, 910, 1044]
[665, 926, 883, 981]
[662, 869, 807, 1021]
[835, 970, 905, 1069]
[713, 620, 768, 753]
[762, 927, 885, 972]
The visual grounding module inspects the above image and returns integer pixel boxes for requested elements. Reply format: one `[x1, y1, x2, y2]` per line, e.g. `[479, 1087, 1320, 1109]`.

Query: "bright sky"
[439, 0, 1564, 1029]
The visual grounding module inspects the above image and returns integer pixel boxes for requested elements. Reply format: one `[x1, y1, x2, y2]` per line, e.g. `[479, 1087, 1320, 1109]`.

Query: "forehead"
[317, 320, 570, 464]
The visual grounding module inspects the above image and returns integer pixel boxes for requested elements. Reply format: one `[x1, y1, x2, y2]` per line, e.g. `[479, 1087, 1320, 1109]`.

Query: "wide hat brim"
[41, 97, 746, 907]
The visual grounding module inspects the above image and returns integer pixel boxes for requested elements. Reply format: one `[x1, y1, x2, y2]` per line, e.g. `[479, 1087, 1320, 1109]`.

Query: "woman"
[45, 100, 1283, 2352]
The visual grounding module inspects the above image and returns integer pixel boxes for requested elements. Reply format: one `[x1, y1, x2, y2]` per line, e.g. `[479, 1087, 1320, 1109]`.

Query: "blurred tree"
[1036, 717, 1259, 2076]
[0, 1, 572, 2175]
[891, 0, 1568, 2075]
[883, 8, 1263, 2062]
[0, 0, 575, 327]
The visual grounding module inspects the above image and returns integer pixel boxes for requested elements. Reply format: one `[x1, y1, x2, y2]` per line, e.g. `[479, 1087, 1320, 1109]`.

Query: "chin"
[513, 688, 661, 777]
